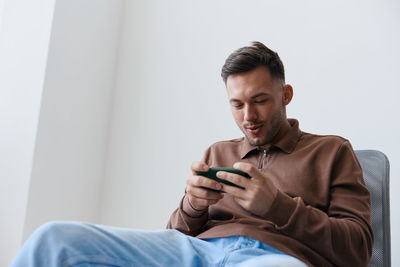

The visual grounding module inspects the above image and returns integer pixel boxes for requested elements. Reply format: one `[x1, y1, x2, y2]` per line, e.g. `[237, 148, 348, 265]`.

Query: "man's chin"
[246, 136, 265, 147]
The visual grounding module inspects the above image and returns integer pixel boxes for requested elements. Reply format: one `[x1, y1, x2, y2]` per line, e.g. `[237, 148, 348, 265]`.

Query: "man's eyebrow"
[250, 93, 269, 99]
[229, 98, 241, 103]
[229, 93, 270, 103]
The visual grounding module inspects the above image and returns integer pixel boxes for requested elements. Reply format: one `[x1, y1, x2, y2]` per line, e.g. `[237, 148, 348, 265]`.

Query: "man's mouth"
[245, 124, 263, 135]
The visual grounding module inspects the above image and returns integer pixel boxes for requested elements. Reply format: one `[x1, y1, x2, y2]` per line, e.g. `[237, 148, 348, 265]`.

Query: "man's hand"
[217, 162, 278, 216]
[186, 162, 224, 211]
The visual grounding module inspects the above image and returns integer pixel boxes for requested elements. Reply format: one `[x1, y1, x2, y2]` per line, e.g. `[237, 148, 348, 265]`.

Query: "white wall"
[0, 0, 123, 265]
[22, 0, 123, 240]
[101, 0, 400, 265]
[0, 0, 56, 265]
[0, 0, 5, 31]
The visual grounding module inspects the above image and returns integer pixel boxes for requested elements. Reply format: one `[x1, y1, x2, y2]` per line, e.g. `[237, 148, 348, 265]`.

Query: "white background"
[1, 0, 399, 266]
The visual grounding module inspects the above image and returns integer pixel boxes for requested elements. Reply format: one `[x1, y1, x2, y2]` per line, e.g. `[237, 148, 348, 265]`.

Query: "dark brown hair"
[221, 41, 285, 84]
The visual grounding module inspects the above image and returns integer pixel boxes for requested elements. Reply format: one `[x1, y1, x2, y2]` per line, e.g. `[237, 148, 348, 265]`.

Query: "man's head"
[221, 41, 285, 85]
[221, 42, 293, 147]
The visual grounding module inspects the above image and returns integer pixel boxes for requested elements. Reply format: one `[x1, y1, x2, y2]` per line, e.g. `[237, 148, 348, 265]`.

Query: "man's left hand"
[216, 162, 278, 216]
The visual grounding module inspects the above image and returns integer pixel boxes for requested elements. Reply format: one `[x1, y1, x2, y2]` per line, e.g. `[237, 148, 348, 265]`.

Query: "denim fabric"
[11, 221, 308, 267]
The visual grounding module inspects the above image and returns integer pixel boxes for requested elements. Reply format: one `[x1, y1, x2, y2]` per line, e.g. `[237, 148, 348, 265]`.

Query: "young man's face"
[226, 66, 290, 147]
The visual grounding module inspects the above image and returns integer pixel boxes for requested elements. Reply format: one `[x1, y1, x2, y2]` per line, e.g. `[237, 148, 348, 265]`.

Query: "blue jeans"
[11, 221, 308, 267]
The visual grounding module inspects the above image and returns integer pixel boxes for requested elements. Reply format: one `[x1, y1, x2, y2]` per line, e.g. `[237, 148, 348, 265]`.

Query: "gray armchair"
[355, 150, 391, 267]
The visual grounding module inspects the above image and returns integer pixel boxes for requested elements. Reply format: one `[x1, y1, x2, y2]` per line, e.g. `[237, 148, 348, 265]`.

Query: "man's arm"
[220, 140, 373, 266]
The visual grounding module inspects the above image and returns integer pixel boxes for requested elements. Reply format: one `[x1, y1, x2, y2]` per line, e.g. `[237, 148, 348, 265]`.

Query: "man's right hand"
[185, 162, 224, 211]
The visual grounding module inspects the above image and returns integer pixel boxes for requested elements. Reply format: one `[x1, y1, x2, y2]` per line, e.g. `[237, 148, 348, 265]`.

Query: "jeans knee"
[31, 221, 88, 248]
[37, 221, 72, 232]
[36, 221, 79, 236]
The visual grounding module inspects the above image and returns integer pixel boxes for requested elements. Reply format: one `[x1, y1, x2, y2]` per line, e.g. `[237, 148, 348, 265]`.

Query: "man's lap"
[11, 221, 307, 267]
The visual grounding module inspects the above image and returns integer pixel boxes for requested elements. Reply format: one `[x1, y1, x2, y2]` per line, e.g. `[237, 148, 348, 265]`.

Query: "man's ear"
[282, 84, 293, 106]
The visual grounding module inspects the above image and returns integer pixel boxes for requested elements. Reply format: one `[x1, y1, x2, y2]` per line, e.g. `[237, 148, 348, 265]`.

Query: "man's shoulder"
[209, 137, 245, 147]
[299, 131, 351, 150]
[301, 131, 348, 142]
[205, 137, 246, 156]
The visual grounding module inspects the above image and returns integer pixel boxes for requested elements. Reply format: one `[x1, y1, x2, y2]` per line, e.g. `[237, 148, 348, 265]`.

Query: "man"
[12, 42, 373, 267]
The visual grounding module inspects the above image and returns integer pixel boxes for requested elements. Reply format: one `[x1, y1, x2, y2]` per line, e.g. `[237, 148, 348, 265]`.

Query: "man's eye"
[232, 103, 243, 108]
[255, 99, 267, 104]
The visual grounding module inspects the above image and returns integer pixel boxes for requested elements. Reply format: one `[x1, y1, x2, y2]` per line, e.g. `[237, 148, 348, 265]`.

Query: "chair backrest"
[355, 150, 391, 267]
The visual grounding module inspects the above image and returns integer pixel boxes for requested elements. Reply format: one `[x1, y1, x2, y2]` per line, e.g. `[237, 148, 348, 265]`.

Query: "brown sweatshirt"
[167, 119, 373, 267]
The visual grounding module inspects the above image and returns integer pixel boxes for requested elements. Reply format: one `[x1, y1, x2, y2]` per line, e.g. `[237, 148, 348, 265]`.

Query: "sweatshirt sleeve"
[262, 140, 373, 267]
[166, 147, 213, 236]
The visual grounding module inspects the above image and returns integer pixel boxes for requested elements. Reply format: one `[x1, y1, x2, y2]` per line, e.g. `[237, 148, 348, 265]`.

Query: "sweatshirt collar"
[240, 118, 301, 159]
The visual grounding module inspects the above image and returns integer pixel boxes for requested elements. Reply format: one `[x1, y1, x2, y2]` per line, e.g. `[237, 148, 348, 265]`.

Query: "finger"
[186, 186, 224, 200]
[233, 162, 261, 181]
[187, 175, 222, 191]
[221, 183, 248, 200]
[216, 171, 252, 189]
[190, 161, 209, 174]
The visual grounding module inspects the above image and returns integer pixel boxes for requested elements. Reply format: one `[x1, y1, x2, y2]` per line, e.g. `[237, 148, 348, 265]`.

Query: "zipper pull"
[260, 149, 267, 169]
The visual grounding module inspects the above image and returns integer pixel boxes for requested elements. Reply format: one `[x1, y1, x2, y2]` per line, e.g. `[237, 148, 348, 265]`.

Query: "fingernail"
[216, 171, 223, 178]
[233, 162, 239, 168]
[215, 183, 222, 190]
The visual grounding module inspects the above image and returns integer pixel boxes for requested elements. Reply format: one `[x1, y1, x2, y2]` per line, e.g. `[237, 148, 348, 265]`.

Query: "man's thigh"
[11, 221, 220, 267]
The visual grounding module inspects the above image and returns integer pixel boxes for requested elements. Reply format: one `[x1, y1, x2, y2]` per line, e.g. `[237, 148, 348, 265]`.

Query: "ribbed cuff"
[182, 194, 208, 218]
[263, 190, 297, 227]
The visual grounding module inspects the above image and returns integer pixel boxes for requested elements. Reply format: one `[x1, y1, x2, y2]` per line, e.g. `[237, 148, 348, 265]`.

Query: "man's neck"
[271, 119, 290, 145]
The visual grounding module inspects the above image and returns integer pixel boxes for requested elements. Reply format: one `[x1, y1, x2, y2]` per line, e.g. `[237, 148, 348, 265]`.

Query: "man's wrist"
[182, 195, 208, 217]
[187, 197, 208, 212]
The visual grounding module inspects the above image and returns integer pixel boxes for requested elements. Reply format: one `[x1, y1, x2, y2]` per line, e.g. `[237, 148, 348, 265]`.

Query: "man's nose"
[244, 105, 257, 122]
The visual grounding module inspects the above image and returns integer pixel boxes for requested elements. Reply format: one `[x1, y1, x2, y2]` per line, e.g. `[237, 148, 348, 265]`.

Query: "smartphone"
[196, 167, 251, 192]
